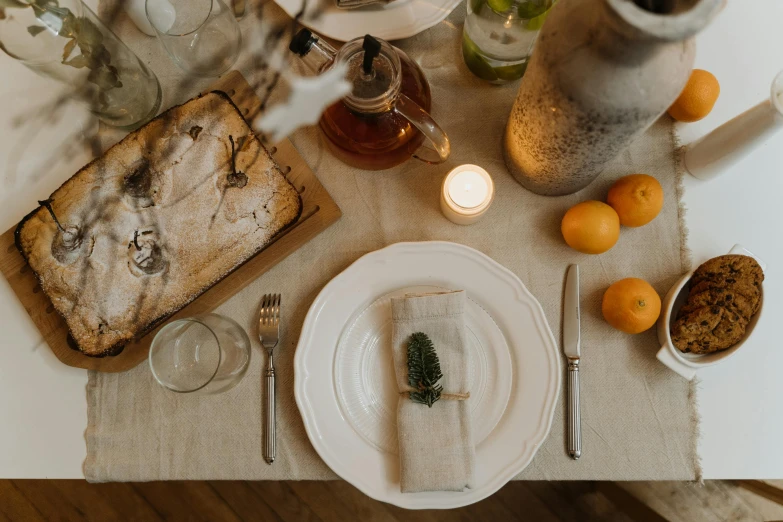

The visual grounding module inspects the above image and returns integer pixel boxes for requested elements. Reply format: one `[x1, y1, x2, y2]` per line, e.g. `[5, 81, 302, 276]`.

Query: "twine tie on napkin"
[399, 391, 471, 400]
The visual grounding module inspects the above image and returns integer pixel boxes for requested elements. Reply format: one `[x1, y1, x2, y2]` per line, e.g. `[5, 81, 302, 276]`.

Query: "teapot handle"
[395, 94, 451, 164]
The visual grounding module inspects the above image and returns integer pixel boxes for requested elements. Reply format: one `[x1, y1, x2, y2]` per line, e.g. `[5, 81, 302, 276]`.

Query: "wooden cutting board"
[0, 71, 341, 372]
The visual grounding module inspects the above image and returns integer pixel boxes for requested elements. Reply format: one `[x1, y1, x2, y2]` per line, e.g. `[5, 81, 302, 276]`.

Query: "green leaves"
[27, 25, 47, 37]
[407, 332, 443, 408]
[13, 1, 123, 91]
[61, 37, 76, 60]
[57, 12, 121, 90]
[87, 63, 122, 91]
[3, 0, 122, 99]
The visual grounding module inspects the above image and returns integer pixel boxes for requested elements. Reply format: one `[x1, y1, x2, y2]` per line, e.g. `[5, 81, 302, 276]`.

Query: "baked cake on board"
[0, 71, 341, 372]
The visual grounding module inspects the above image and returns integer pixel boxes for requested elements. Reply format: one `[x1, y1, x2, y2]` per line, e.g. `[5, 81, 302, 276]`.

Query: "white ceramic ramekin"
[656, 245, 766, 380]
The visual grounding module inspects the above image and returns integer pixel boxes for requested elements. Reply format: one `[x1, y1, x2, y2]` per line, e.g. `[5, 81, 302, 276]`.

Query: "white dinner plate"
[274, 0, 462, 42]
[294, 242, 561, 509]
[335, 285, 513, 454]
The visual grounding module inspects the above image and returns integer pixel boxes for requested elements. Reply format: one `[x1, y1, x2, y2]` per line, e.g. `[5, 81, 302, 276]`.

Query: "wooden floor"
[2, 480, 783, 521]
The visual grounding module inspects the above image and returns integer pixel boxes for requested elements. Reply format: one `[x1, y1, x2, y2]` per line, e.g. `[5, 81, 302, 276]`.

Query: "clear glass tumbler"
[146, 0, 242, 77]
[462, 0, 556, 84]
[149, 313, 251, 394]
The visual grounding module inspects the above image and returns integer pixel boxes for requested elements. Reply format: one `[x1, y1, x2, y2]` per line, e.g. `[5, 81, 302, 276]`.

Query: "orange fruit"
[561, 201, 620, 254]
[602, 278, 661, 334]
[668, 69, 720, 122]
[606, 174, 664, 227]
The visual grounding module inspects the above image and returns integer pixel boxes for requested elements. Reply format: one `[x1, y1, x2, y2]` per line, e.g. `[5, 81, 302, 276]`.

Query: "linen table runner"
[85, 1, 697, 481]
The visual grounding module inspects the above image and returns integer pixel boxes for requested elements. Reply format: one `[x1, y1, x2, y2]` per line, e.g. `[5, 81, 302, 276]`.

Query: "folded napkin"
[390, 290, 475, 493]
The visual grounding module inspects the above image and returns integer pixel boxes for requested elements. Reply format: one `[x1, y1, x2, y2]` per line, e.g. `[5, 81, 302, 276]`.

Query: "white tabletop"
[1, 0, 781, 479]
[0, 56, 96, 478]
[679, 1, 783, 479]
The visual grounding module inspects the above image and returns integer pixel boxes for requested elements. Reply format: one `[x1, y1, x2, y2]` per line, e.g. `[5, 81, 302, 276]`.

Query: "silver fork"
[258, 293, 281, 464]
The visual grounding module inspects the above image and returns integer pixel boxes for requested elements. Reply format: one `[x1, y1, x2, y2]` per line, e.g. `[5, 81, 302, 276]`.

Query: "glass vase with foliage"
[0, 0, 161, 129]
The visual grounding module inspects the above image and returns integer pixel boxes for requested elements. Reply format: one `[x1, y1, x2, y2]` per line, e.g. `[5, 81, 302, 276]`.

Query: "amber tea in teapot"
[290, 30, 450, 170]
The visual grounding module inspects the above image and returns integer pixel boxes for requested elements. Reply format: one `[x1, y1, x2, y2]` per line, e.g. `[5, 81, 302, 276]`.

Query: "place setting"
[0, 0, 773, 511]
[295, 241, 560, 507]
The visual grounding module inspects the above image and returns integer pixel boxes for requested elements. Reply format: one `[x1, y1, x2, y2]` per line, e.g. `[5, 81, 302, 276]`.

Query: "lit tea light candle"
[440, 164, 495, 225]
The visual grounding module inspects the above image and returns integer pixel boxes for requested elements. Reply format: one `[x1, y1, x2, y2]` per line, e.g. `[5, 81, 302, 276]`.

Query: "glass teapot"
[290, 30, 450, 170]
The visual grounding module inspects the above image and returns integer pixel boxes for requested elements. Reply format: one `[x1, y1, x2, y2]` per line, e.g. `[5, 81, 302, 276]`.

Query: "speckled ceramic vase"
[504, 0, 723, 196]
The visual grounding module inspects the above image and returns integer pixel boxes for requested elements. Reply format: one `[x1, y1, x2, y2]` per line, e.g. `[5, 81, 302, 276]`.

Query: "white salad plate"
[294, 241, 561, 509]
[274, 0, 461, 42]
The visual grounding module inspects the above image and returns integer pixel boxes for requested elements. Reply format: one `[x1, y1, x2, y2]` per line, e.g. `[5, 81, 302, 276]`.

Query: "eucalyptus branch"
[14, 0, 123, 93]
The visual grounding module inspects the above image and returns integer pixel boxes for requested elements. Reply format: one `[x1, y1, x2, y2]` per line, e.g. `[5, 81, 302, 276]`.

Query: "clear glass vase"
[0, 0, 162, 130]
[462, 0, 556, 84]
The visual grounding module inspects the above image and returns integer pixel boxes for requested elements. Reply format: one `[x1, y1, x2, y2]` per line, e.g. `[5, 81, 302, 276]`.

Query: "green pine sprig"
[407, 332, 443, 408]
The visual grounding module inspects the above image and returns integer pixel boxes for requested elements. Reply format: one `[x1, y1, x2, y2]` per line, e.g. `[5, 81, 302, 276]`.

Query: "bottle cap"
[289, 28, 315, 56]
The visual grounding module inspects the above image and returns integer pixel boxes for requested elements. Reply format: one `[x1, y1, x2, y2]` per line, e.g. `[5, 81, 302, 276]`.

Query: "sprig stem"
[227, 135, 248, 188]
[38, 199, 66, 233]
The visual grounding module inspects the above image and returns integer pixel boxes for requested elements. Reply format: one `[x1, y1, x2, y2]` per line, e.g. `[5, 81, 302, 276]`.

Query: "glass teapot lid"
[289, 29, 451, 164]
[338, 35, 403, 113]
[289, 30, 404, 113]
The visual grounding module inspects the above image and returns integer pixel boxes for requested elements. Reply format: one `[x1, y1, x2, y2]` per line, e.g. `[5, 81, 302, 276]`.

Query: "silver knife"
[563, 264, 582, 460]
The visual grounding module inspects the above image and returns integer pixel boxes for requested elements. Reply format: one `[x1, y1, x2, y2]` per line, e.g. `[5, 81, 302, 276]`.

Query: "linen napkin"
[390, 290, 475, 493]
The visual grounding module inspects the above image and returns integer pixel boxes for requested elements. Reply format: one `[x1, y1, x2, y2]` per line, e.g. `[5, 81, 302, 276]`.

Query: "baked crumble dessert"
[15, 92, 302, 357]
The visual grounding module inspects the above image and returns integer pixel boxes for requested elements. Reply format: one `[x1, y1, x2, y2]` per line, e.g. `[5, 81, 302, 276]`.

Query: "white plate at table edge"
[274, 0, 462, 42]
[294, 241, 561, 509]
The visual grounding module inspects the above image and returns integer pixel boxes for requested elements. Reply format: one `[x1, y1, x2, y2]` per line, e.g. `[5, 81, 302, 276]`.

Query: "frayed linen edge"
[671, 120, 701, 483]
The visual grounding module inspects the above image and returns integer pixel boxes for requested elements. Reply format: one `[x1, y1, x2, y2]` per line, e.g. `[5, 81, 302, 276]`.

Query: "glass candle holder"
[146, 0, 242, 77]
[440, 164, 495, 225]
[149, 313, 251, 394]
